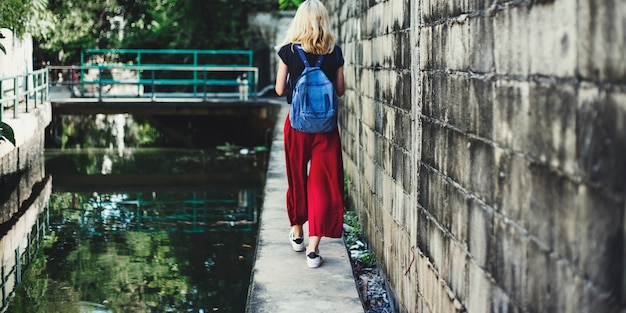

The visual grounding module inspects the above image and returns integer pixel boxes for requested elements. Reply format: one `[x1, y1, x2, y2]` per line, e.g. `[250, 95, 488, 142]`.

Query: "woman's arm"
[335, 66, 345, 97]
[275, 60, 288, 96]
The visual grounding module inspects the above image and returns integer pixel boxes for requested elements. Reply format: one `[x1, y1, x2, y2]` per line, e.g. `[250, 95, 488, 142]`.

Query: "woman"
[274, 0, 346, 268]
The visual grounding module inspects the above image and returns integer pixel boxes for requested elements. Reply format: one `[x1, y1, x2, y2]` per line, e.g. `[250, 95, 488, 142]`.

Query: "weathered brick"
[527, 82, 577, 175]
[467, 0, 492, 12]
[420, 26, 434, 70]
[493, 6, 530, 76]
[554, 259, 582, 313]
[467, 199, 495, 272]
[525, 238, 557, 312]
[493, 215, 527, 303]
[577, 0, 626, 83]
[446, 240, 468, 303]
[528, 0, 577, 77]
[577, 88, 626, 191]
[469, 137, 497, 205]
[447, 180, 470, 247]
[493, 80, 530, 151]
[468, 16, 495, 73]
[466, 261, 492, 313]
[490, 284, 523, 313]
[446, 128, 471, 187]
[430, 23, 448, 70]
[446, 20, 469, 70]
[494, 151, 529, 227]
[468, 77, 494, 139]
[446, 75, 471, 132]
[576, 184, 624, 298]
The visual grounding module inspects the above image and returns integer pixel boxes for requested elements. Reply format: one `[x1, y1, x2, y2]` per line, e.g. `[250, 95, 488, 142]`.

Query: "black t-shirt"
[278, 43, 345, 103]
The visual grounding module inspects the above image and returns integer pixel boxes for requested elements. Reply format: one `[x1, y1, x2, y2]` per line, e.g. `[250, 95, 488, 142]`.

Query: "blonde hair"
[278, 0, 336, 55]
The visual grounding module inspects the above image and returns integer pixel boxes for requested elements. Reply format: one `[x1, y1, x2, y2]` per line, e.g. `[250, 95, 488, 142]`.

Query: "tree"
[35, 0, 277, 65]
[0, 0, 55, 54]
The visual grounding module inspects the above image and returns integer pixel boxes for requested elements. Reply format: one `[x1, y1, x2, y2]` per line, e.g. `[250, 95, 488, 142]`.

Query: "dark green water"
[6, 114, 271, 313]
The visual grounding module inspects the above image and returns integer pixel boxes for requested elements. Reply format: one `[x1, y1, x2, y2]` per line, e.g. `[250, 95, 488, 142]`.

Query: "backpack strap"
[294, 44, 324, 68]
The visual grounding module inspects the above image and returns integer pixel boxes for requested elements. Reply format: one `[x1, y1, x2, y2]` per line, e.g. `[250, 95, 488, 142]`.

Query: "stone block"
[493, 79, 530, 151]
[494, 151, 529, 227]
[447, 180, 470, 248]
[446, 128, 471, 188]
[493, 6, 530, 76]
[393, 31, 411, 71]
[446, 75, 471, 132]
[419, 165, 446, 228]
[490, 284, 523, 313]
[394, 70, 412, 112]
[466, 261, 492, 313]
[468, 199, 495, 272]
[446, 240, 468, 303]
[430, 23, 448, 70]
[525, 238, 557, 312]
[576, 184, 624, 298]
[549, 177, 579, 265]
[426, 73, 449, 122]
[416, 202, 432, 261]
[468, 77, 494, 140]
[527, 82, 578, 176]
[446, 21, 469, 70]
[468, 16, 495, 73]
[468, 0, 492, 12]
[469, 137, 497, 205]
[528, 0, 577, 77]
[420, 26, 434, 71]
[577, 88, 626, 191]
[360, 94, 377, 130]
[553, 259, 582, 313]
[420, 119, 436, 166]
[577, 0, 626, 83]
[494, 215, 527, 303]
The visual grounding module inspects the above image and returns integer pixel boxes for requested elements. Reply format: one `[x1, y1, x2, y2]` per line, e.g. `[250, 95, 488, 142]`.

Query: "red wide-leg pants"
[284, 116, 344, 238]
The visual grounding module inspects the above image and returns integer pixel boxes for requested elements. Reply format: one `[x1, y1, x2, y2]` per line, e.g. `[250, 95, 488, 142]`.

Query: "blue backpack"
[289, 44, 338, 133]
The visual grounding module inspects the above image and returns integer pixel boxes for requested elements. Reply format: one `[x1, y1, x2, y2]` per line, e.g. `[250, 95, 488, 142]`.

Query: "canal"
[5, 109, 276, 313]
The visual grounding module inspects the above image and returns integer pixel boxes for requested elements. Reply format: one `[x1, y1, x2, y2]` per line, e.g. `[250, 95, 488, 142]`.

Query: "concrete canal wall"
[0, 29, 52, 226]
[327, 0, 626, 312]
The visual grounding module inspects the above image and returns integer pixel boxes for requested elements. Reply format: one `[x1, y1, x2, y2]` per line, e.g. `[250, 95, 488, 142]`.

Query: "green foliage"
[358, 250, 377, 267]
[278, 0, 302, 10]
[0, 0, 55, 37]
[0, 121, 16, 146]
[343, 210, 362, 247]
[35, 0, 277, 65]
[0, 31, 5, 54]
[0, 0, 55, 55]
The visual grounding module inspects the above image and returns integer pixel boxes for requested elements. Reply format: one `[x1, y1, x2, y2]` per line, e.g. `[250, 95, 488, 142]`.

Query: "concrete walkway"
[246, 101, 363, 313]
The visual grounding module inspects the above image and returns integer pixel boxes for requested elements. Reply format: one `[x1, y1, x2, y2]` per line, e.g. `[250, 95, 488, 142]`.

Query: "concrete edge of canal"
[246, 100, 363, 313]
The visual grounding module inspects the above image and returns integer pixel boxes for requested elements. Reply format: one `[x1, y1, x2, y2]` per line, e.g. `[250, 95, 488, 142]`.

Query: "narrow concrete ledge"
[247, 101, 363, 313]
[0, 103, 52, 158]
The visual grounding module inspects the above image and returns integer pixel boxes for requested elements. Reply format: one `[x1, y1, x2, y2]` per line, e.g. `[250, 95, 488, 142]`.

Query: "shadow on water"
[4, 109, 275, 313]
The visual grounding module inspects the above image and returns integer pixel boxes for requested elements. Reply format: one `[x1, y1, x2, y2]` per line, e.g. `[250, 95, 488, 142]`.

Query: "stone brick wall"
[327, 0, 626, 312]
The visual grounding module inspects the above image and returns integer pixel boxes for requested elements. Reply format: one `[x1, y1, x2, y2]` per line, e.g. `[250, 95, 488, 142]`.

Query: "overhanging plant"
[0, 121, 16, 146]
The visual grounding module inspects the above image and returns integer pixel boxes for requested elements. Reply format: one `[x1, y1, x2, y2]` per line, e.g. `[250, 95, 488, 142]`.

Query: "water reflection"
[5, 113, 270, 312]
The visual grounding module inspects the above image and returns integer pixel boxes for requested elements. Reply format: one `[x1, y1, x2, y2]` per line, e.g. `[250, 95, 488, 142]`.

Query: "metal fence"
[0, 69, 49, 122]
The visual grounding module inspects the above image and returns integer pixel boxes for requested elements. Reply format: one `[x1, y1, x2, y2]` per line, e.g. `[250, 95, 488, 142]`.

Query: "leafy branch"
[278, 0, 302, 10]
[0, 121, 16, 146]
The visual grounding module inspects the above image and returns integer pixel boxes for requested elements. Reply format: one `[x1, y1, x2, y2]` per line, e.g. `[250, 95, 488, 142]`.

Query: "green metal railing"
[81, 49, 254, 96]
[0, 68, 49, 122]
[48, 64, 258, 101]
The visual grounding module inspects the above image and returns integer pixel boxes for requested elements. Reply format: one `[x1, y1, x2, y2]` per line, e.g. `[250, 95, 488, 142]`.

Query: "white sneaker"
[289, 228, 305, 252]
[306, 251, 323, 268]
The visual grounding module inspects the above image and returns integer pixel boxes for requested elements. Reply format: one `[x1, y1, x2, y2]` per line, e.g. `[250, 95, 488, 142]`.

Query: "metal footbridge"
[1, 49, 265, 118]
